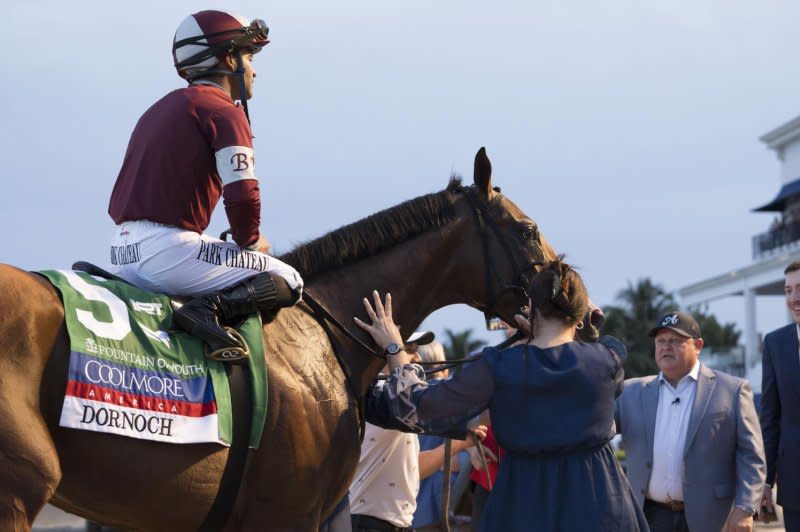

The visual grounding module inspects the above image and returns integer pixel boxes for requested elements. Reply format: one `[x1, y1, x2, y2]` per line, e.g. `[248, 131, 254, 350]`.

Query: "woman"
[354, 259, 648, 531]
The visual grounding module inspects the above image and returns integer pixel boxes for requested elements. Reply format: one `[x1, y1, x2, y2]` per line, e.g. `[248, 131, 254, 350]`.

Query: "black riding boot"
[174, 273, 297, 360]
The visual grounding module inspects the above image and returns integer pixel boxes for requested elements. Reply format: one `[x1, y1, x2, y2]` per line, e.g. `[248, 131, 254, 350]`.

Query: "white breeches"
[109, 221, 304, 297]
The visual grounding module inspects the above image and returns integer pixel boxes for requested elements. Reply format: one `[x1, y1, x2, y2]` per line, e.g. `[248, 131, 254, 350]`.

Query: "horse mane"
[279, 177, 465, 280]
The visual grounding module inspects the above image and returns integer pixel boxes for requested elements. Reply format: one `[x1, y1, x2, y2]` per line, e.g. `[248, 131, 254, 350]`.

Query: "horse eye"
[523, 226, 538, 241]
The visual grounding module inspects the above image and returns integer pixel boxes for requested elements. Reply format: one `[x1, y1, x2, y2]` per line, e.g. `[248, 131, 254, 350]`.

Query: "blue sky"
[2, 0, 799, 345]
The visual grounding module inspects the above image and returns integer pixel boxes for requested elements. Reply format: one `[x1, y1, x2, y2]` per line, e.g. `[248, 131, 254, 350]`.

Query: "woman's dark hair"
[528, 257, 588, 326]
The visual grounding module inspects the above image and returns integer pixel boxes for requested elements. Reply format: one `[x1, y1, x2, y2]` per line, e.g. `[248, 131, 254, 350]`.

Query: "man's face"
[241, 52, 256, 100]
[785, 270, 800, 324]
[654, 329, 703, 381]
[229, 52, 257, 101]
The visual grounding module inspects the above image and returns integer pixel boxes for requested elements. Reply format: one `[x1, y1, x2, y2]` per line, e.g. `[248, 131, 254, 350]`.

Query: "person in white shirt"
[615, 311, 765, 532]
[349, 331, 485, 532]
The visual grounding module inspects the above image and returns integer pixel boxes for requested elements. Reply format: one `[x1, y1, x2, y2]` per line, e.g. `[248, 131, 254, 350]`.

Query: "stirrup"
[205, 327, 250, 363]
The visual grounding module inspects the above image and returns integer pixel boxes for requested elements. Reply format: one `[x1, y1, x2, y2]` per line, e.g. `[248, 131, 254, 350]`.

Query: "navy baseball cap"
[647, 311, 701, 339]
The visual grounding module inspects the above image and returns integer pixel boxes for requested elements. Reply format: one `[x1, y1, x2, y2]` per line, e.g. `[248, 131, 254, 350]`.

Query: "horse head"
[452, 147, 604, 341]
[455, 146, 550, 326]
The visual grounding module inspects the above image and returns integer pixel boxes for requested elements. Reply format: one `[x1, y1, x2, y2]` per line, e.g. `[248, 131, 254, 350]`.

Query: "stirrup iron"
[205, 327, 250, 363]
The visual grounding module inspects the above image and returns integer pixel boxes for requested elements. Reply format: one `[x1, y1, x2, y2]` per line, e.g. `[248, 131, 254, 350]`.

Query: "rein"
[375, 330, 524, 380]
[301, 289, 380, 358]
[299, 288, 377, 441]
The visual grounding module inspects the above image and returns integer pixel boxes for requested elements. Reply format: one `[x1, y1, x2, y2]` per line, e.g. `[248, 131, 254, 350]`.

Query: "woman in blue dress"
[354, 259, 648, 531]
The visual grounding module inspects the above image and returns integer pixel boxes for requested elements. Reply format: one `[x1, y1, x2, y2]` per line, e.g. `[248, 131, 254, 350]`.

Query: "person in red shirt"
[108, 10, 303, 360]
[468, 424, 503, 532]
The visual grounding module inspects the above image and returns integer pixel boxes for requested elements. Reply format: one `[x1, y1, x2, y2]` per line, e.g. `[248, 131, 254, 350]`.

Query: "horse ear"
[473, 147, 493, 198]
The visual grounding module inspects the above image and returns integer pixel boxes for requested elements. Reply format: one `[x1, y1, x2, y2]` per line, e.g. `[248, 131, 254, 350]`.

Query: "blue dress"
[367, 338, 649, 532]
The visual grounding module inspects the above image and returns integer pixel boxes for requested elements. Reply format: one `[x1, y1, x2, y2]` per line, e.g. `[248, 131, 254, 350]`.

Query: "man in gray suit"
[615, 311, 766, 532]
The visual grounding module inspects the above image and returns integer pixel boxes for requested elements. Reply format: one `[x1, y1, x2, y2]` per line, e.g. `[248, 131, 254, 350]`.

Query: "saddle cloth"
[38, 269, 268, 447]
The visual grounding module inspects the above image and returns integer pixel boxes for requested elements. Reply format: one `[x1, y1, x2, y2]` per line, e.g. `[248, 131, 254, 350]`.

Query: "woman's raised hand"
[353, 291, 406, 360]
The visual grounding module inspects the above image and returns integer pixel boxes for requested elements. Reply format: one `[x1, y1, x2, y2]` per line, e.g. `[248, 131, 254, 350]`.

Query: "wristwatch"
[383, 343, 404, 356]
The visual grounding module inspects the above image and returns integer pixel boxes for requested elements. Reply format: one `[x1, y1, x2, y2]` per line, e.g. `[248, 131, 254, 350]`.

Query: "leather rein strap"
[301, 289, 375, 441]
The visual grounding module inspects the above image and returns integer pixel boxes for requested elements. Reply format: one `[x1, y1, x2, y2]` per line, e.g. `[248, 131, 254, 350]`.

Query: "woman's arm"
[356, 291, 494, 431]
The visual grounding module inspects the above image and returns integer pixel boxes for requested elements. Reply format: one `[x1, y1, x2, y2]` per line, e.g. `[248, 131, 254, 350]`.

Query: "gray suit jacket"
[615, 364, 766, 532]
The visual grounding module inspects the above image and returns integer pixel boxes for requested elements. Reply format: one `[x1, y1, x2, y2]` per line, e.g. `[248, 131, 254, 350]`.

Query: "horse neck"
[307, 216, 476, 395]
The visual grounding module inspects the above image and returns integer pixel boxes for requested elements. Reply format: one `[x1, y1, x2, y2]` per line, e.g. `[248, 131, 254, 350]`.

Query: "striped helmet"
[172, 10, 269, 79]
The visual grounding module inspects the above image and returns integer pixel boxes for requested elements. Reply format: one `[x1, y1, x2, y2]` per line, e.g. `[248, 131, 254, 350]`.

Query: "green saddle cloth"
[39, 269, 267, 447]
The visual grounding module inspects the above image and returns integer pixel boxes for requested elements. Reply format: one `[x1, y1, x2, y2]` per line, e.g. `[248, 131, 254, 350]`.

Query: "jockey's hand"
[354, 291, 407, 365]
[246, 234, 270, 255]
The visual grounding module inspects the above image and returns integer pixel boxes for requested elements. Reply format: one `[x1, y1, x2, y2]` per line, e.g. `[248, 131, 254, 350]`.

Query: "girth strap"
[198, 362, 254, 531]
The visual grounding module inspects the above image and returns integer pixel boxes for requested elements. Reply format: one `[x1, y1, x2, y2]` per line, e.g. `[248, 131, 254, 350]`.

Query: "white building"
[677, 115, 800, 392]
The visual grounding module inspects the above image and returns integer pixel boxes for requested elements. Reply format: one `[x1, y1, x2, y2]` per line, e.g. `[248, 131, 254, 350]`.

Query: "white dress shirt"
[646, 361, 700, 503]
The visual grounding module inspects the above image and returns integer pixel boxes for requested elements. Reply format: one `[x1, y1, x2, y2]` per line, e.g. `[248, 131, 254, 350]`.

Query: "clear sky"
[2, 0, 799, 346]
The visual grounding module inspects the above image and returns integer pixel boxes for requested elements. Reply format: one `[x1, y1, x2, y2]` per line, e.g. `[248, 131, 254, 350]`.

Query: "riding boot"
[174, 273, 298, 359]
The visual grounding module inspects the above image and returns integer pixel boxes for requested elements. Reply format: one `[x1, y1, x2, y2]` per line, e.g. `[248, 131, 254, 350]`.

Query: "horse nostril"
[590, 308, 605, 329]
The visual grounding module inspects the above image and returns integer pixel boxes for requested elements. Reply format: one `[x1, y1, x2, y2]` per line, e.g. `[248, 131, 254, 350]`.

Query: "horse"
[0, 148, 572, 531]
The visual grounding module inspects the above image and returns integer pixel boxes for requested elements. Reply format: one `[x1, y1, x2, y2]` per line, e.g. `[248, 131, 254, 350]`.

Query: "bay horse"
[0, 149, 563, 531]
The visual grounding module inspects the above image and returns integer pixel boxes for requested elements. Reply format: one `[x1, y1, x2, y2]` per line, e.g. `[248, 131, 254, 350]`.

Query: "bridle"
[461, 186, 543, 328]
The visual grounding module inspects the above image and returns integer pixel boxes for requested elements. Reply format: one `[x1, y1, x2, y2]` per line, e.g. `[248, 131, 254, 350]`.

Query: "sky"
[2, 0, 799, 347]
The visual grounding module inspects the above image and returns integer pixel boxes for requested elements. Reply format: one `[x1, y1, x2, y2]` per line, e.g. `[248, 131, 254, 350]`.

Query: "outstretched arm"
[356, 291, 494, 433]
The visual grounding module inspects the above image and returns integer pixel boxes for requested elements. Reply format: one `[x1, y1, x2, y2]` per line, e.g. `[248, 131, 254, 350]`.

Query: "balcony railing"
[752, 219, 800, 259]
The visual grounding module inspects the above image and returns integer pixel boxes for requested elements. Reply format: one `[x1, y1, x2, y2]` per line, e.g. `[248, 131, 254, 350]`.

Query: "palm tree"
[690, 306, 741, 348]
[442, 328, 487, 361]
[602, 278, 676, 377]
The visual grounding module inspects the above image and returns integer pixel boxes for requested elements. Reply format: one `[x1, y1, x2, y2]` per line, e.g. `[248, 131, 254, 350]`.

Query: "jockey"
[107, 10, 303, 359]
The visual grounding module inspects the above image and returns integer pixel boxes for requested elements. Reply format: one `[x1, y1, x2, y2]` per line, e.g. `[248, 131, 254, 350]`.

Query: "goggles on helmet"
[173, 19, 269, 70]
